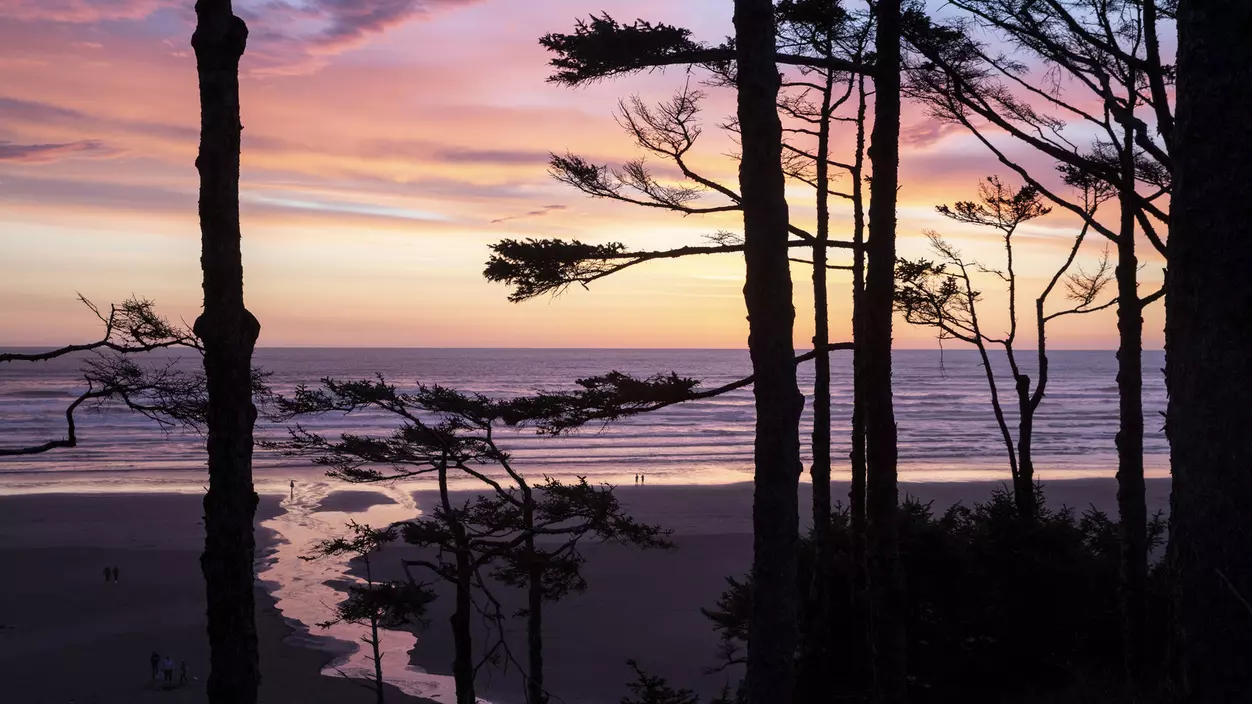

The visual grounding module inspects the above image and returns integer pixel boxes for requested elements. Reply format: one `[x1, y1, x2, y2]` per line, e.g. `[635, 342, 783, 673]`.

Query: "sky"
[0, 0, 1166, 349]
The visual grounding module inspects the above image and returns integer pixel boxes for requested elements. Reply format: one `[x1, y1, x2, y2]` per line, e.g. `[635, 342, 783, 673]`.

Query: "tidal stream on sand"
[258, 481, 466, 702]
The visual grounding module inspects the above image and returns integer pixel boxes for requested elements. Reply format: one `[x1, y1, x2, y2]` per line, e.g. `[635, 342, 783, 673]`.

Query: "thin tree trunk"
[864, 1, 907, 700]
[525, 496, 546, 704]
[364, 556, 386, 704]
[735, 1, 805, 702]
[1015, 373, 1036, 519]
[192, 3, 261, 703]
[800, 68, 837, 704]
[1115, 114, 1147, 695]
[864, 0, 907, 700]
[1166, 1, 1252, 698]
[438, 461, 476, 704]
[371, 613, 385, 704]
[849, 69, 871, 695]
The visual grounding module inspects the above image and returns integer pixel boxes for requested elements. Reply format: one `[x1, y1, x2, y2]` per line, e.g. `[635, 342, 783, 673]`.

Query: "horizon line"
[0, 344, 1164, 352]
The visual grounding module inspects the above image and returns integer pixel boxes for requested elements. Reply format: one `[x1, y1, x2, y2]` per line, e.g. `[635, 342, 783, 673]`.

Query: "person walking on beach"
[179, 660, 188, 685]
[290, 479, 295, 499]
[150, 652, 160, 682]
[103, 566, 111, 583]
[111, 566, 119, 583]
[161, 656, 174, 684]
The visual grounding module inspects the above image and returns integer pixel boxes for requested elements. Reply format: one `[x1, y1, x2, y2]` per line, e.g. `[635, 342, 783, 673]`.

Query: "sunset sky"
[0, 0, 1165, 349]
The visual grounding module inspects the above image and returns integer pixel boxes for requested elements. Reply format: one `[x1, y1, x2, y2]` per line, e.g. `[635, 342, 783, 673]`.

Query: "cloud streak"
[0, 0, 170, 23]
[490, 204, 567, 224]
[0, 139, 114, 163]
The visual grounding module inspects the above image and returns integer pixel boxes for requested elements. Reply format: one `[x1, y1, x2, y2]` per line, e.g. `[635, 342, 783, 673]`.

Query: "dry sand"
[0, 478, 1171, 704]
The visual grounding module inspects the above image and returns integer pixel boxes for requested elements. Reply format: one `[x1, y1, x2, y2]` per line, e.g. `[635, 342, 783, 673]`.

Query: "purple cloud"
[0, 139, 115, 163]
[490, 204, 567, 225]
[240, 0, 482, 72]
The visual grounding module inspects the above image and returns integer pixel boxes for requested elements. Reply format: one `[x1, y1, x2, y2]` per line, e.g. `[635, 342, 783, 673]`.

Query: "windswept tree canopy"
[540, 14, 719, 86]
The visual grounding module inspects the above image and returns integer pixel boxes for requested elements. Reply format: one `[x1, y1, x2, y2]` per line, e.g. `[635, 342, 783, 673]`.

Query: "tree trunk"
[799, 69, 837, 704]
[192, 3, 261, 703]
[371, 613, 385, 704]
[451, 552, 474, 704]
[1115, 118, 1147, 695]
[864, 0, 908, 700]
[525, 498, 546, 704]
[1015, 373, 1037, 519]
[849, 70, 871, 696]
[438, 461, 477, 704]
[735, 1, 805, 702]
[1166, 0, 1252, 699]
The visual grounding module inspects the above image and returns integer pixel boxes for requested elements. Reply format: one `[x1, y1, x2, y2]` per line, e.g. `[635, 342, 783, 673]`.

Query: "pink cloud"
[0, 0, 170, 23]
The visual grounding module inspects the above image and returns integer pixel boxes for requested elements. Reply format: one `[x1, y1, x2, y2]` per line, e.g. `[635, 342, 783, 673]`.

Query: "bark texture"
[1166, 0, 1252, 700]
[735, 1, 805, 702]
[192, 3, 261, 703]
[864, 0, 908, 700]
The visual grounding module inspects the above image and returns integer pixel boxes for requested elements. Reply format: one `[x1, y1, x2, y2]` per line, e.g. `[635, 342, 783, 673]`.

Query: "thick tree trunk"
[192, 3, 261, 703]
[864, 0, 908, 700]
[1115, 119, 1147, 694]
[1166, 1, 1252, 699]
[735, 1, 805, 702]
[799, 70, 836, 704]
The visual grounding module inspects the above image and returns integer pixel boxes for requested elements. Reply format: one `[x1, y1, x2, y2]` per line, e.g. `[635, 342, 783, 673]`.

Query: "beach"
[0, 478, 1172, 704]
[0, 493, 432, 704]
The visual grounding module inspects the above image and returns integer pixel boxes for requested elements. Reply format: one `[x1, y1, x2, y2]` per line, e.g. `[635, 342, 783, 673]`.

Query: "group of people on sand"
[150, 651, 188, 688]
[101, 566, 120, 583]
[634, 473, 647, 485]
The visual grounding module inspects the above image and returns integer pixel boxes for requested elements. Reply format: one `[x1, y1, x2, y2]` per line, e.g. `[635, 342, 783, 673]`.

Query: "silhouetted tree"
[1165, 0, 1252, 698]
[192, 2, 263, 702]
[733, 2, 809, 701]
[272, 378, 673, 704]
[901, 2, 1172, 686]
[895, 177, 1119, 519]
[863, 0, 908, 699]
[0, 296, 202, 456]
[304, 522, 435, 704]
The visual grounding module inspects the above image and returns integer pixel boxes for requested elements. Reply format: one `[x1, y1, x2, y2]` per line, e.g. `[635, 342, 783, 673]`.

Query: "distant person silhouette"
[641, 474, 646, 485]
[290, 479, 295, 499]
[179, 660, 188, 685]
[150, 652, 160, 682]
[162, 656, 174, 684]
[112, 566, 120, 583]
[634, 473, 638, 485]
[104, 566, 111, 583]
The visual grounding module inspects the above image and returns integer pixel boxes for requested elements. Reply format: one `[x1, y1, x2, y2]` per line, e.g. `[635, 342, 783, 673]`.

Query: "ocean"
[0, 347, 1169, 495]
